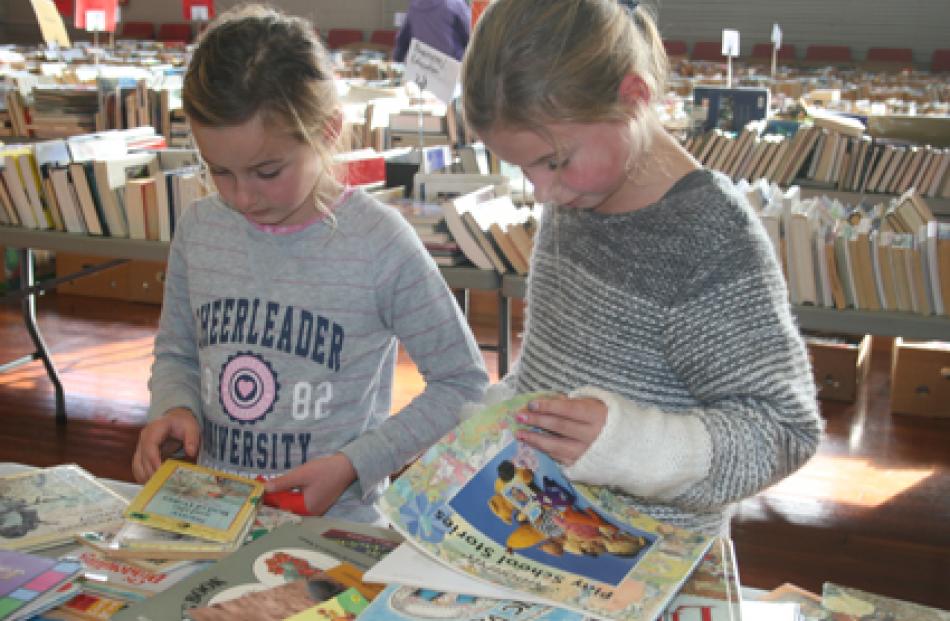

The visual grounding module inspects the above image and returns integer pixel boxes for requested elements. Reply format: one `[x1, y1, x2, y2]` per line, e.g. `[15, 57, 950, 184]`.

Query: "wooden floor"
[1, 293, 948, 611]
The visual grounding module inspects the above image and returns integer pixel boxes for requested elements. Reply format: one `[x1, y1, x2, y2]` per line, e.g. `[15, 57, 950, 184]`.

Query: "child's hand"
[514, 395, 608, 466]
[265, 453, 357, 516]
[132, 408, 200, 482]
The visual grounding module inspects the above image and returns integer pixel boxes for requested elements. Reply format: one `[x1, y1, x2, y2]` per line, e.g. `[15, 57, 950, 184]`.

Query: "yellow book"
[124, 459, 264, 544]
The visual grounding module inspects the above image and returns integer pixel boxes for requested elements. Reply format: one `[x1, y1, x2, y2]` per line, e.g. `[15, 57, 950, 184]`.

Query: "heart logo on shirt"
[237, 379, 256, 400]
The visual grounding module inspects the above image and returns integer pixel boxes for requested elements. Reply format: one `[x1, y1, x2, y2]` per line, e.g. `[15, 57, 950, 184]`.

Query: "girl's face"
[479, 120, 637, 215]
[191, 113, 323, 227]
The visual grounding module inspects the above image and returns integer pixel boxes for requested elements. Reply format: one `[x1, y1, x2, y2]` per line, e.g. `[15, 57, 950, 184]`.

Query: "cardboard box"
[55, 253, 130, 300]
[805, 333, 872, 402]
[890, 338, 950, 417]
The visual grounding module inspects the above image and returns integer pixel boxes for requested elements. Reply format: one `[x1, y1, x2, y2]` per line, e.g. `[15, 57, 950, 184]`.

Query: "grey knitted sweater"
[506, 169, 821, 535]
[148, 189, 489, 523]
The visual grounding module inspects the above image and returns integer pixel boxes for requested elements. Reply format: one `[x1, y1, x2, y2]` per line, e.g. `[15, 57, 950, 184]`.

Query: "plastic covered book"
[123, 460, 264, 544]
[112, 517, 401, 621]
[0, 464, 128, 551]
[0, 549, 82, 620]
[659, 537, 742, 621]
[821, 582, 950, 620]
[376, 393, 715, 621]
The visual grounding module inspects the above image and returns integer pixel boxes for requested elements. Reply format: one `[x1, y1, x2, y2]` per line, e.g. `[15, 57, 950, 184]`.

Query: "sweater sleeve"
[659, 239, 822, 510]
[147, 208, 202, 423]
[339, 215, 489, 496]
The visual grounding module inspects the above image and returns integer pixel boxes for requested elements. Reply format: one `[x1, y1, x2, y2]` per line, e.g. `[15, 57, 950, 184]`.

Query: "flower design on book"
[399, 493, 449, 544]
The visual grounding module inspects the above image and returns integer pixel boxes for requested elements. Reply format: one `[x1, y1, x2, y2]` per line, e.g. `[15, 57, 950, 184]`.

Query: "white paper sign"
[393, 11, 406, 28]
[191, 6, 209, 21]
[85, 10, 106, 32]
[771, 23, 782, 50]
[403, 38, 461, 104]
[721, 29, 740, 57]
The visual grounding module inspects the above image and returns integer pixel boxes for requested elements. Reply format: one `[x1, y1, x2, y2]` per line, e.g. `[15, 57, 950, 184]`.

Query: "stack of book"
[0, 129, 206, 241]
[759, 581, 950, 620]
[77, 460, 265, 565]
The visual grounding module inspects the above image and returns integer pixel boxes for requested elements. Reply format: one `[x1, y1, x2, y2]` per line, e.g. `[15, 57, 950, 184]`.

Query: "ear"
[619, 73, 649, 107]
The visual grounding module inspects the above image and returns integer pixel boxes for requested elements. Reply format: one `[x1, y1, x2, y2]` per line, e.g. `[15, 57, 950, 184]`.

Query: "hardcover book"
[0, 549, 82, 620]
[123, 460, 264, 544]
[112, 518, 402, 621]
[376, 393, 715, 621]
[0, 465, 127, 552]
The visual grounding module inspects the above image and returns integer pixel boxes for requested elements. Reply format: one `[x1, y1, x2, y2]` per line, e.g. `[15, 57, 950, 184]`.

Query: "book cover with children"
[377, 393, 715, 621]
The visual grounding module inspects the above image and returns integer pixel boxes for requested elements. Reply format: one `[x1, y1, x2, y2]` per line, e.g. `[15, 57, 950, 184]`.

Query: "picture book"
[356, 584, 586, 621]
[0, 549, 82, 620]
[760, 583, 829, 620]
[41, 591, 128, 621]
[821, 582, 950, 620]
[66, 548, 209, 602]
[123, 460, 265, 544]
[112, 517, 402, 621]
[185, 578, 370, 621]
[376, 393, 716, 621]
[0, 465, 128, 551]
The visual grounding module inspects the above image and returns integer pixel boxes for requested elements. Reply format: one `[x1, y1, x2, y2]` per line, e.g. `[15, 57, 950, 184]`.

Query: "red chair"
[157, 23, 193, 45]
[119, 21, 155, 40]
[804, 45, 853, 66]
[326, 29, 364, 50]
[370, 29, 396, 48]
[663, 40, 688, 58]
[750, 42, 796, 64]
[930, 49, 950, 73]
[863, 47, 914, 71]
[690, 41, 724, 62]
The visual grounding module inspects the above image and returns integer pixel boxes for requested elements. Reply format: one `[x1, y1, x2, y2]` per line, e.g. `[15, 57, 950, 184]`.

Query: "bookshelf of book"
[501, 274, 950, 342]
[798, 186, 950, 218]
[0, 229, 511, 424]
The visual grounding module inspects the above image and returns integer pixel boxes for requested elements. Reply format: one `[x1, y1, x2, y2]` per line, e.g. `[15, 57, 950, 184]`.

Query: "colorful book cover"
[124, 460, 264, 544]
[0, 465, 128, 551]
[761, 583, 830, 621]
[112, 518, 402, 621]
[377, 393, 715, 621]
[821, 582, 950, 620]
[185, 580, 368, 621]
[0, 549, 81, 620]
[356, 584, 585, 621]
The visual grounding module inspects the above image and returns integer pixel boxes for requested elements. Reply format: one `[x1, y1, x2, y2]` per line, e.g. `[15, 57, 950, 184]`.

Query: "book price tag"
[721, 29, 740, 57]
[85, 9, 106, 32]
[771, 23, 783, 50]
[403, 38, 461, 105]
[190, 5, 209, 21]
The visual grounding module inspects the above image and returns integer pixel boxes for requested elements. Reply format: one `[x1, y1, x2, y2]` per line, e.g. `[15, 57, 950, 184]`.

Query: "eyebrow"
[204, 157, 284, 170]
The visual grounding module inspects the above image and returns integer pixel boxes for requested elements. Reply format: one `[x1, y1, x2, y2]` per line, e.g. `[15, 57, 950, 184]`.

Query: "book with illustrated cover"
[0, 549, 82, 620]
[185, 578, 370, 621]
[821, 582, 950, 620]
[356, 584, 586, 621]
[0, 465, 128, 552]
[112, 517, 402, 621]
[761, 583, 829, 620]
[376, 393, 716, 621]
[123, 460, 264, 544]
[77, 505, 300, 562]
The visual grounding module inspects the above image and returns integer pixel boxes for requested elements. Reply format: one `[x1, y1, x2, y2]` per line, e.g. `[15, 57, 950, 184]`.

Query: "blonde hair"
[461, 0, 668, 162]
[183, 4, 342, 216]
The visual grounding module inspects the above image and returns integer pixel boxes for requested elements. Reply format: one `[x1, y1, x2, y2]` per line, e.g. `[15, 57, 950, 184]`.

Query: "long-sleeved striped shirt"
[148, 189, 489, 523]
[507, 169, 822, 535]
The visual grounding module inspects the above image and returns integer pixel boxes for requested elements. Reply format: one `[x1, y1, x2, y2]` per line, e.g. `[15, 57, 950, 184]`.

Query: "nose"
[229, 176, 256, 212]
[525, 169, 557, 204]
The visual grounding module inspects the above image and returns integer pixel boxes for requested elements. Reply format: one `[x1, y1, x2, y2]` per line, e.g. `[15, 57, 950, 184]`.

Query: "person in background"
[460, 0, 822, 537]
[132, 5, 489, 523]
[393, 0, 471, 63]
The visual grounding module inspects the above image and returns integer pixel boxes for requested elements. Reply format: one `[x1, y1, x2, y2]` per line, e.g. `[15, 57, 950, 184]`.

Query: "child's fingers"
[516, 427, 586, 465]
[525, 396, 589, 422]
[265, 469, 304, 493]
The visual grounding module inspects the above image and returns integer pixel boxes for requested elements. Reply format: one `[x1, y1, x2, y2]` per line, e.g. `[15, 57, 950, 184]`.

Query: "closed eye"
[257, 168, 282, 179]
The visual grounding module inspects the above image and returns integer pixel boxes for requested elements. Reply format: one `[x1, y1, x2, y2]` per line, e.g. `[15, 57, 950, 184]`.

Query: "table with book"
[4, 394, 950, 621]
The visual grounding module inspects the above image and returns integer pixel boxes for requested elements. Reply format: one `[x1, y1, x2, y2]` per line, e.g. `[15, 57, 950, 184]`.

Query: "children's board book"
[376, 393, 716, 621]
[112, 517, 402, 621]
[123, 460, 265, 544]
[0, 549, 82, 620]
[821, 582, 950, 620]
[356, 584, 587, 621]
[0, 465, 128, 552]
